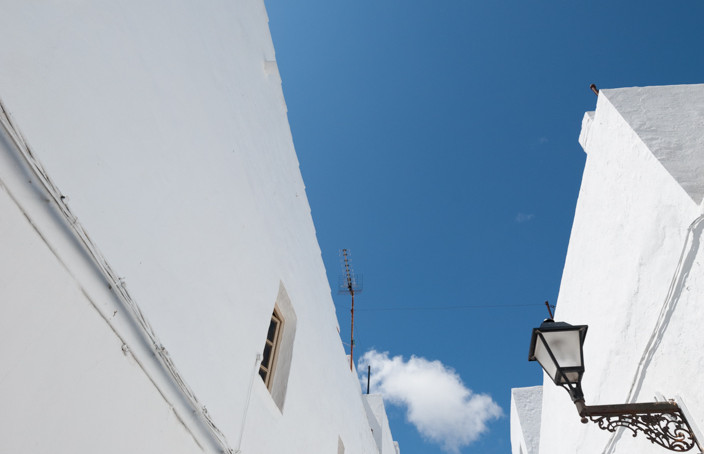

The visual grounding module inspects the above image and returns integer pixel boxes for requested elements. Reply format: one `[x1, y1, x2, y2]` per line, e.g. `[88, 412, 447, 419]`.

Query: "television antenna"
[339, 249, 363, 371]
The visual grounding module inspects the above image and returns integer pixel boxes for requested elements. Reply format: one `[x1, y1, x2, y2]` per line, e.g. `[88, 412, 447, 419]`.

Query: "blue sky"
[265, 1, 704, 452]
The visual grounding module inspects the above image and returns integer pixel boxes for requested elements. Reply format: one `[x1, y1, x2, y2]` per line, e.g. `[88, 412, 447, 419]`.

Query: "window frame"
[259, 308, 283, 390]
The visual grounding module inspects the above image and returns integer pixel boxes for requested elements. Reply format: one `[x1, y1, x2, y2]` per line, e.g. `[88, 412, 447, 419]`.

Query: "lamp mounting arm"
[573, 399, 698, 452]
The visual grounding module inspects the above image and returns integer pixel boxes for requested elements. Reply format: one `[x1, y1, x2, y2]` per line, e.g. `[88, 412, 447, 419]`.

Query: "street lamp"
[529, 319, 587, 399]
[529, 318, 700, 452]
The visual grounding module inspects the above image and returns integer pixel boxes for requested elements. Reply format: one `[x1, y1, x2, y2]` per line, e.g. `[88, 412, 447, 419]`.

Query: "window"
[259, 282, 297, 411]
[259, 308, 283, 389]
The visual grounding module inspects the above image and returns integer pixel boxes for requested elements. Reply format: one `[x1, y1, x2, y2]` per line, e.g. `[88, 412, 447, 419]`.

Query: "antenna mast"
[339, 249, 362, 371]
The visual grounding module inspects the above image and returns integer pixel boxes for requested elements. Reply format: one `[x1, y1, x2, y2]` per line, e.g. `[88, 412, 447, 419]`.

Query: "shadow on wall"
[603, 214, 704, 453]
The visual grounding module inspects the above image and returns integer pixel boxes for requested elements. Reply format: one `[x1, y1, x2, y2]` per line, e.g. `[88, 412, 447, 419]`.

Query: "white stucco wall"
[0, 1, 395, 453]
[0, 126, 211, 453]
[510, 386, 542, 454]
[538, 84, 704, 453]
[363, 394, 399, 454]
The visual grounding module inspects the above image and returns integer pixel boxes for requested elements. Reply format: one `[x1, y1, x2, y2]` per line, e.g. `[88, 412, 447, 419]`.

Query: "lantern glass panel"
[532, 334, 558, 382]
[561, 370, 580, 384]
[537, 328, 583, 385]
[542, 329, 582, 370]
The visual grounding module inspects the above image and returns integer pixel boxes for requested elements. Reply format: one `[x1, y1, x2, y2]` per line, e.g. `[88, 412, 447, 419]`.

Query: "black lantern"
[528, 319, 587, 401]
[528, 315, 699, 452]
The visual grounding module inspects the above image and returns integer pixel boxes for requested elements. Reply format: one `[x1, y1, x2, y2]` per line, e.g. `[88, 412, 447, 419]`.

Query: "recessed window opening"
[259, 282, 297, 411]
[259, 308, 283, 389]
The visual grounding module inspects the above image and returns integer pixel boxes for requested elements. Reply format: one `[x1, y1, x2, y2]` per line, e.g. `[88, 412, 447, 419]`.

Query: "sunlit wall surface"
[0, 1, 397, 452]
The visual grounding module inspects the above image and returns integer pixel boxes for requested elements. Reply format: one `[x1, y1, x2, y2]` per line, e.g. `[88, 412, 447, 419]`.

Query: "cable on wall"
[0, 97, 234, 454]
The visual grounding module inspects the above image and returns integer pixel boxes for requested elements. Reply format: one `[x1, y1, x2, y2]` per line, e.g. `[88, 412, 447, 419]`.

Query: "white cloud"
[515, 212, 535, 223]
[359, 350, 502, 453]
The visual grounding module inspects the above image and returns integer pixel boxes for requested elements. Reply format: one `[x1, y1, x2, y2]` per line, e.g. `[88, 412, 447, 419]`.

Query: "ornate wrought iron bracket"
[574, 400, 699, 452]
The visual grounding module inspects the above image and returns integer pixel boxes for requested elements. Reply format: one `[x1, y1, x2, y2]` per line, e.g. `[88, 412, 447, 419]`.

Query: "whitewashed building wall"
[512, 84, 704, 454]
[510, 386, 542, 454]
[0, 1, 397, 453]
